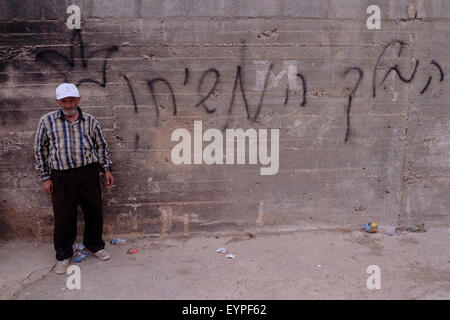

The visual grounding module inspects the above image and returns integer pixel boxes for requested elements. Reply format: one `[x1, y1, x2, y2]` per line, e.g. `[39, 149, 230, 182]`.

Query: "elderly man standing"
[34, 83, 114, 274]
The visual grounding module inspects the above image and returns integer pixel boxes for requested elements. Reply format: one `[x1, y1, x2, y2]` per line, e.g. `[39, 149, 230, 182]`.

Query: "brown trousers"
[51, 163, 105, 261]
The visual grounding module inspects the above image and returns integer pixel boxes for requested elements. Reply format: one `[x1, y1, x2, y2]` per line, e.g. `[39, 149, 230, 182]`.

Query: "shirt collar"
[56, 106, 85, 121]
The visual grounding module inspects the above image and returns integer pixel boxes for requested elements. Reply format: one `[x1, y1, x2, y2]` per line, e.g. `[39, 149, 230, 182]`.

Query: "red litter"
[127, 248, 138, 254]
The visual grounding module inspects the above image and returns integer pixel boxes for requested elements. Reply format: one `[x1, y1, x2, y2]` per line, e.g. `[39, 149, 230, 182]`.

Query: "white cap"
[56, 83, 80, 100]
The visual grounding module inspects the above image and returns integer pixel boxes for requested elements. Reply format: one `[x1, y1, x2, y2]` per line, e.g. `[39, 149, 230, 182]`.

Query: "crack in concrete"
[1, 265, 53, 299]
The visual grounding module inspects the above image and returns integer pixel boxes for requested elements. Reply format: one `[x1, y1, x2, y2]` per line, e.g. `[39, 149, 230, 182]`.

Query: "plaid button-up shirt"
[34, 107, 112, 181]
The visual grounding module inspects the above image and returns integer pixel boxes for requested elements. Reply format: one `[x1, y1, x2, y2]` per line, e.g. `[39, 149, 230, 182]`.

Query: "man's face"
[56, 97, 80, 116]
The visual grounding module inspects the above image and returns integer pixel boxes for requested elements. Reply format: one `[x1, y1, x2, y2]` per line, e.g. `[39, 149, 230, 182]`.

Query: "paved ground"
[0, 225, 449, 300]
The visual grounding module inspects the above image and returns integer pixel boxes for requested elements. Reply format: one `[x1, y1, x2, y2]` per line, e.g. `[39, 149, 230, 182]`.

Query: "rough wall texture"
[1, 0, 449, 240]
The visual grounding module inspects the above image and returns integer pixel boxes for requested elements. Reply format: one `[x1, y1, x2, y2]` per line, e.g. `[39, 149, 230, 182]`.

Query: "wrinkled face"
[56, 97, 80, 116]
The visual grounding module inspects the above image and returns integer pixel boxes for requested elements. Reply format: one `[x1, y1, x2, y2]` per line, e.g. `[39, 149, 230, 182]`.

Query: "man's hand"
[105, 171, 114, 190]
[43, 180, 53, 195]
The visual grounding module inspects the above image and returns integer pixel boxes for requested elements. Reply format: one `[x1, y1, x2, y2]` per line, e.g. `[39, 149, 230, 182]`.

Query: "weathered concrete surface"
[0, 239, 55, 299]
[1, 1, 450, 239]
[1, 227, 449, 300]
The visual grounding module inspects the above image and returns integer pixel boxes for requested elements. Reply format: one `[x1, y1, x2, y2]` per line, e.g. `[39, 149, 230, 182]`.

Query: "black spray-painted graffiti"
[372, 40, 444, 99]
[35, 29, 118, 87]
[195, 68, 220, 114]
[343, 67, 363, 143]
[123, 75, 138, 114]
[421, 60, 444, 94]
[122, 61, 307, 131]
[343, 40, 446, 142]
[0, 31, 447, 143]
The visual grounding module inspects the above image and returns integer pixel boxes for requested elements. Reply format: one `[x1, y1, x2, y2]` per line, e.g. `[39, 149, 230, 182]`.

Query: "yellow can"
[365, 222, 378, 233]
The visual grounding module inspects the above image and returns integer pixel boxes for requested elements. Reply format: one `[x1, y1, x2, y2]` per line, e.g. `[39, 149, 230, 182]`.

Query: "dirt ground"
[0, 225, 449, 300]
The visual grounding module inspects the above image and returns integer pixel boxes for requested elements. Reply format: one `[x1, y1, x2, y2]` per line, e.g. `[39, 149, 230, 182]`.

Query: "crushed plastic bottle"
[74, 252, 88, 262]
[364, 223, 397, 236]
[378, 225, 397, 236]
[111, 237, 126, 245]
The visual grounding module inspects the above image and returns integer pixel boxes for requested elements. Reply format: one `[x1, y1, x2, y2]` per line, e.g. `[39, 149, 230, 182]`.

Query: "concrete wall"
[1, 0, 449, 240]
